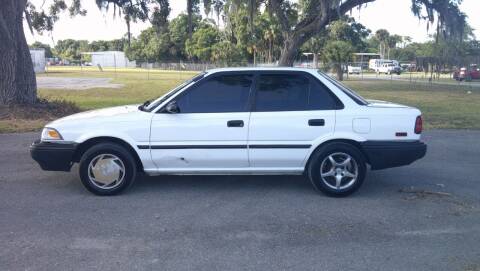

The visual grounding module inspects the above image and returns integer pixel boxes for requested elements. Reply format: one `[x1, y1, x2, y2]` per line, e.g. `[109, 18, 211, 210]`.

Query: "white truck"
[31, 68, 426, 197]
[348, 65, 362, 74]
[369, 59, 402, 74]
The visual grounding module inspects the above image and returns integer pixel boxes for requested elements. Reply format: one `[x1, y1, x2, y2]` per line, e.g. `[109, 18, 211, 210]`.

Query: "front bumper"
[361, 141, 427, 170]
[30, 140, 78, 171]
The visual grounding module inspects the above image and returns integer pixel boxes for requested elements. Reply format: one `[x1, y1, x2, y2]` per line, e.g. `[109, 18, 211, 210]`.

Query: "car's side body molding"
[138, 144, 312, 149]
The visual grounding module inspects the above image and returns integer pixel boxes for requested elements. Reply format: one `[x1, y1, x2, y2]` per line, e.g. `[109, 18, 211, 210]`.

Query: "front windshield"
[317, 70, 369, 105]
[143, 72, 206, 112]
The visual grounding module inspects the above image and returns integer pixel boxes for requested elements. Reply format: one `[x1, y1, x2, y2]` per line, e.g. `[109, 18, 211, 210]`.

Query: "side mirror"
[165, 101, 180, 114]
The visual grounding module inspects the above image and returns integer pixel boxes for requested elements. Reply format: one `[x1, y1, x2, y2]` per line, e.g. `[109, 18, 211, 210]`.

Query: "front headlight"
[41, 127, 63, 141]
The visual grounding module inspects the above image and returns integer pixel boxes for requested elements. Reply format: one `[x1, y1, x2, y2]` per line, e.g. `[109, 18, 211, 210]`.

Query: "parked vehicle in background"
[401, 63, 416, 72]
[348, 65, 362, 75]
[453, 65, 480, 81]
[369, 59, 399, 70]
[369, 59, 401, 74]
[376, 63, 402, 75]
[30, 68, 426, 197]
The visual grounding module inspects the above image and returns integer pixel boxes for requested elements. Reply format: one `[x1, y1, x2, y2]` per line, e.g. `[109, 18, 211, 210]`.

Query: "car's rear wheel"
[79, 143, 137, 195]
[308, 142, 366, 197]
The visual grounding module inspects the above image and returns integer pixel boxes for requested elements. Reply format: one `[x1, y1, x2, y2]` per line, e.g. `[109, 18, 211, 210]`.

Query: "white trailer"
[30, 48, 46, 73]
[85, 51, 136, 68]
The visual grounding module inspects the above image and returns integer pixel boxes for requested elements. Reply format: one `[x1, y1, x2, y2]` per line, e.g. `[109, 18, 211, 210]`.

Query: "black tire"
[79, 143, 137, 196]
[307, 142, 366, 197]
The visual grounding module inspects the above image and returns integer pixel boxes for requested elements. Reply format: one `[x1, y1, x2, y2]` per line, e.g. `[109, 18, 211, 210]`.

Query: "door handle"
[227, 120, 244, 127]
[308, 119, 325, 126]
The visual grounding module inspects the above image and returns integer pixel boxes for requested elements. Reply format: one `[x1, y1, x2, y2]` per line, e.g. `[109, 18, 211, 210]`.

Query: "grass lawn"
[1, 67, 479, 133]
[343, 79, 480, 129]
[38, 67, 199, 109]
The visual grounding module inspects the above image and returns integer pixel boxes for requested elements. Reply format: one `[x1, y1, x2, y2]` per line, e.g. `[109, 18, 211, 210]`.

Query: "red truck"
[454, 65, 480, 81]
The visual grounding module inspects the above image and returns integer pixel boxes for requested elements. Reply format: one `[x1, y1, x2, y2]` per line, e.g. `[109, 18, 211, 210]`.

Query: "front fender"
[74, 131, 141, 150]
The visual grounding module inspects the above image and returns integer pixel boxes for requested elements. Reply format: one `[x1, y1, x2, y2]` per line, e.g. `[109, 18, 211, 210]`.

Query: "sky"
[25, 0, 480, 46]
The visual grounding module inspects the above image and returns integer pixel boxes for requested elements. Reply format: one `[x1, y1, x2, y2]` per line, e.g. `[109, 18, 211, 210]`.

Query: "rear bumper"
[30, 140, 78, 171]
[361, 140, 427, 170]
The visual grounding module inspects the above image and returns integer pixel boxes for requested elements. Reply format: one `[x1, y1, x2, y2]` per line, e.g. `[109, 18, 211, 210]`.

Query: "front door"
[150, 73, 254, 172]
[248, 72, 338, 170]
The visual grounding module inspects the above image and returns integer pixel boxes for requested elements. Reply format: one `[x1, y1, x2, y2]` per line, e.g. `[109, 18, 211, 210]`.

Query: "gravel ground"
[0, 130, 479, 271]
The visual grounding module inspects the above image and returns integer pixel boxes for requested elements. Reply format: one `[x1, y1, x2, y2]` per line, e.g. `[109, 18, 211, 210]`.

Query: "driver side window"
[175, 74, 253, 113]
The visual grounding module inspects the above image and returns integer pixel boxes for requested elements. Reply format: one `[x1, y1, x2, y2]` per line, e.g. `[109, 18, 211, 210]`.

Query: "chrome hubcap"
[320, 152, 358, 190]
[88, 154, 125, 190]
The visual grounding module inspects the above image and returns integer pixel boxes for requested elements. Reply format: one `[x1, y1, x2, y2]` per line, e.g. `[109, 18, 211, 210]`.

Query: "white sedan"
[31, 67, 426, 196]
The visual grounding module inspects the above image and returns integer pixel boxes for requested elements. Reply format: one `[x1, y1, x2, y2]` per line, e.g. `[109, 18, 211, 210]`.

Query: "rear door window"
[254, 73, 337, 112]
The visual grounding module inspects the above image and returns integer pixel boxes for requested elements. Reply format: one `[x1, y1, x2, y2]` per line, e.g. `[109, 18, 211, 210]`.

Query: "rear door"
[247, 71, 339, 170]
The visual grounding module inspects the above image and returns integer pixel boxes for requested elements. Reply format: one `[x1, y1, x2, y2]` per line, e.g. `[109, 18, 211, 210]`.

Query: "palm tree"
[387, 35, 402, 59]
[402, 36, 412, 48]
[375, 29, 390, 58]
[203, 0, 212, 17]
[186, 0, 196, 37]
[213, 0, 224, 27]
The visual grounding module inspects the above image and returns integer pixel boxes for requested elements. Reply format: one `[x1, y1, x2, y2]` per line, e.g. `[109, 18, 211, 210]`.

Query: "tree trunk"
[278, 36, 302, 66]
[335, 63, 344, 81]
[313, 53, 318, 69]
[268, 39, 272, 63]
[187, 0, 193, 37]
[0, 0, 37, 105]
[125, 15, 131, 48]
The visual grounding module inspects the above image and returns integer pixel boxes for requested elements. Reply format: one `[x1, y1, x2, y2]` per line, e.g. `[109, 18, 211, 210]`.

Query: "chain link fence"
[42, 59, 480, 91]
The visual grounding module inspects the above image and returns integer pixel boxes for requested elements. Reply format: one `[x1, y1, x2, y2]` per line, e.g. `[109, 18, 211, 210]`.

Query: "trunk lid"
[366, 100, 410, 108]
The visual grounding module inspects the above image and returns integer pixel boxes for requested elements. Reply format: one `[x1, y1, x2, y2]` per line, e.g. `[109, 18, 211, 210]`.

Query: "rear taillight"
[414, 116, 423, 134]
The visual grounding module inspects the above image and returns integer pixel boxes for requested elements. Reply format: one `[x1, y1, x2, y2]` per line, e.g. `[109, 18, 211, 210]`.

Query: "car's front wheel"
[308, 143, 366, 197]
[79, 143, 137, 195]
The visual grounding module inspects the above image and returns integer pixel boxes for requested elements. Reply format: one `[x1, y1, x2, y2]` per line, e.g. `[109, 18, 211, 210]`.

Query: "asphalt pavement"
[1, 130, 479, 271]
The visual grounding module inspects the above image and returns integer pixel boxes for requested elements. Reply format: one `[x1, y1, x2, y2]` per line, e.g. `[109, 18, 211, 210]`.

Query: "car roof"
[205, 67, 316, 74]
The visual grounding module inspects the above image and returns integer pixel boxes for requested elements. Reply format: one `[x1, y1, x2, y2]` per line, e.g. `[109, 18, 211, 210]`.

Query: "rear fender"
[302, 132, 366, 168]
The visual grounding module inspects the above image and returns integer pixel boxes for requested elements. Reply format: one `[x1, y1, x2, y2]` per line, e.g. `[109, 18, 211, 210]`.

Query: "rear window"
[317, 70, 368, 105]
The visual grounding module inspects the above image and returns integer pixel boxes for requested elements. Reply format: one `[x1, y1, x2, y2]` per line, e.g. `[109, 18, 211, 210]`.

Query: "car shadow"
[126, 170, 398, 198]
[66, 165, 416, 198]
[131, 174, 314, 195]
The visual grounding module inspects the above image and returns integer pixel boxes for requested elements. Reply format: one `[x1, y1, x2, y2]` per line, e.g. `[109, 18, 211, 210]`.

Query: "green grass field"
[1, 67, 479, 133]
[343, 80, 480, 129]
[38, 67, 199, 109]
